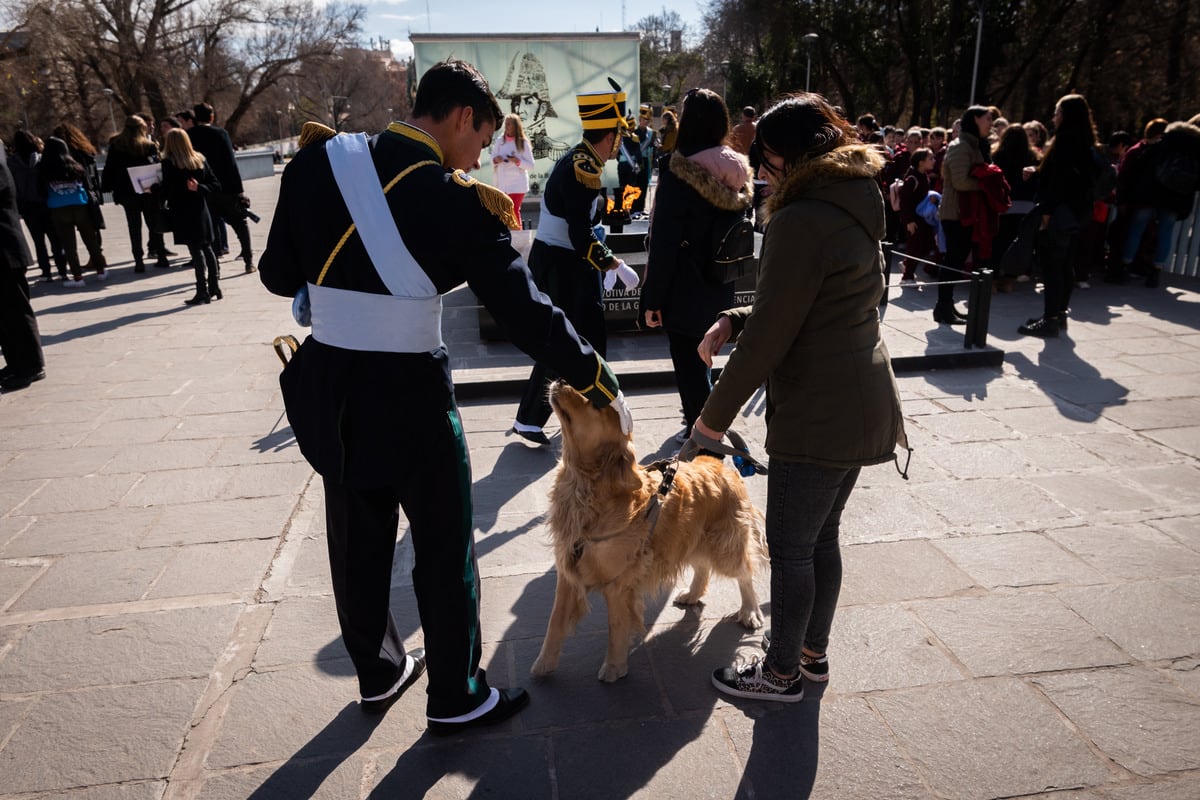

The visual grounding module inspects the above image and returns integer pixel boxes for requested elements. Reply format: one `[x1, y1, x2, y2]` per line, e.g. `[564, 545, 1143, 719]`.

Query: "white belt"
[308, 282, 443, 353]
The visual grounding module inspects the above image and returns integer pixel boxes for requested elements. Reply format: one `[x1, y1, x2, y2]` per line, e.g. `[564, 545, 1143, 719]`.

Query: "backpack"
[1153, 143, 1200, 196]
[888, 178, 904, 212]
[697, 208, 755, 285]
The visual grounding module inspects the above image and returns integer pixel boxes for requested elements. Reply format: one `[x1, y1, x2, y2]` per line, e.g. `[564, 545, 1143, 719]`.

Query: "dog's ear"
[596, 440, 641, 492]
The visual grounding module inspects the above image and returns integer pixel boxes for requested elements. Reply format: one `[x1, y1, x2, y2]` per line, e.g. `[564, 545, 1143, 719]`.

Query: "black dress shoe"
[932, 304, 967, 325]
[184, 294, 210, 306]
[427, 687, 530, 735]
[0, 369, 46, 391]
[361, 648, 427, 715]
[1018, 317, 1060, 338]
[510, 426, 552, 446]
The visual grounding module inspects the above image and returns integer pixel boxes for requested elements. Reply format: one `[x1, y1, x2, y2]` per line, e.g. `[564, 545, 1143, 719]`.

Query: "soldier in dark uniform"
[259, 60, 632, 732]
[511, 86, 632, 446]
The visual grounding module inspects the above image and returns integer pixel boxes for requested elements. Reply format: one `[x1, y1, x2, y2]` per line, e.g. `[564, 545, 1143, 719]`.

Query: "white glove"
[292, 285, 312, 327]
[603, 268, 618, 292]
[615, 260, 640, 290]
[613, 390, 633, 435]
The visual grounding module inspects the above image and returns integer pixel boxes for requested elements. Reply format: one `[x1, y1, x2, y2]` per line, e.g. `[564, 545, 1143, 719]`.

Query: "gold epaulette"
[572, 150, 602, 190]
[297, 122, 337, 149]
[450, 170, 520, 230]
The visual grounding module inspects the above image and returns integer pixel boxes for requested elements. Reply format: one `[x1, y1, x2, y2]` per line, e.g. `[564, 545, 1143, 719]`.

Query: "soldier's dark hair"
[583, 127, 618, 146]
[193, 103, 215, 124]
[413, 59, 503, 130]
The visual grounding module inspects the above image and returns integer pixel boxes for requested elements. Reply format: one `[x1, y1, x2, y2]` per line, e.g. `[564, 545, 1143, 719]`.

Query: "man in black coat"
[187, 103, 254, 272]
[0, 141, 45, 391]
[259, 60, 630, 731]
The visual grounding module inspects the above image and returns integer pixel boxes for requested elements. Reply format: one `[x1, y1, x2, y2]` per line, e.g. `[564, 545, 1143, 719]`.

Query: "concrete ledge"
[235, 148, 277, 181]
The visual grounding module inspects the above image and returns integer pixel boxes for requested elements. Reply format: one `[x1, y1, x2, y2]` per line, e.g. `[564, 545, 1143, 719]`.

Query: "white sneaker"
[673, 427, 690, 445]
[95, 271, 108, 282]
[1076, 280, 1091, 289]
[1016, 274, 1031, 283]
[63, 279, 86, 288]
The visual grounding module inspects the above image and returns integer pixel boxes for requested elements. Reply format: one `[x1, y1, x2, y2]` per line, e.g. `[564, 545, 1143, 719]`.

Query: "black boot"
[156, 253, 171, 269]
[134, 254, 146, 273]
[209, 280, 222, 300]
[1017, 316, 1059, 337]
[933, 303, 967, 325]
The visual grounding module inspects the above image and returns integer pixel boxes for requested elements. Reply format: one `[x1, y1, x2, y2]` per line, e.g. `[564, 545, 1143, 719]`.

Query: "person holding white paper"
[102, 115, 170, 272]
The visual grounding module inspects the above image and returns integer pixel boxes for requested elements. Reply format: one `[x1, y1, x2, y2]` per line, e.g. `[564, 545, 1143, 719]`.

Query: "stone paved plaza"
[1, 170, 1199, 799]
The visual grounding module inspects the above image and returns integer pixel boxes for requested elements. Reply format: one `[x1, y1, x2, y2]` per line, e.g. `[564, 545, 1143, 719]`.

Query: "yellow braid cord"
[577, 356, 615, 402]
[315, 159, 440, 285]
[298, 122, 336, 149]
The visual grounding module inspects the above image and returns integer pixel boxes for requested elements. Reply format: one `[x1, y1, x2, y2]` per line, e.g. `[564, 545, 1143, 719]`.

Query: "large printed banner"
[411, 33, 641, 194]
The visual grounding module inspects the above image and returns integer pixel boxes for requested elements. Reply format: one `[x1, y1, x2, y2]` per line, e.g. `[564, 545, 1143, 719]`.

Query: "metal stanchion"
[963, 268, 994, 349]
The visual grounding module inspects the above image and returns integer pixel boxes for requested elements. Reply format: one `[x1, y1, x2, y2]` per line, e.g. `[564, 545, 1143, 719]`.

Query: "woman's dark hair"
[412, 59, 503, 131]
[1040, 93, 1098, 171]
[38, 136, 84, 180]
[908, 147, 934, 169]
[11, 129, 42, 160]
[754, 92, 855, 169]
[959, 106, 992, 163]
[674, 88, 730, 156]
[661, 110, 678, 131]
[994, 123, 1038, 168]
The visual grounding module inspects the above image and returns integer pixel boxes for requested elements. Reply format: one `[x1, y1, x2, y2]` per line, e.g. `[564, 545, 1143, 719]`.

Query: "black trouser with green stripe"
[322, 406, 492, 718]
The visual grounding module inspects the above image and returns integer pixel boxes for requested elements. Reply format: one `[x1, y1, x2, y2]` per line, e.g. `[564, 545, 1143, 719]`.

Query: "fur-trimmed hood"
[668, 149, 753, 212]
[1164, 120, 1200, 143]
[762, 145, 886, 235]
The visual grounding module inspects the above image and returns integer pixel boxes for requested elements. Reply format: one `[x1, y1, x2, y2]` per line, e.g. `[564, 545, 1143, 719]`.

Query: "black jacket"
[102, 140, 160, 205]
[187, 125, 243, 195]
[259, 123, 605, 486]
[640, 150, 751, 338]
[0, 143, 33, 271]
[162, 158, 220, 246]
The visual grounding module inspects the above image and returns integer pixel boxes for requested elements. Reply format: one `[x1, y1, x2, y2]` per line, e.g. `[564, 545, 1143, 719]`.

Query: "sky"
[362, 0, 708, 60]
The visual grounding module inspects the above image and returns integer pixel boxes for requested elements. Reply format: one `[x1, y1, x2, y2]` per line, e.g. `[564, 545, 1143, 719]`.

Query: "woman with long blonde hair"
[490, 112, 535, 228]
[161, 128, 222, 305]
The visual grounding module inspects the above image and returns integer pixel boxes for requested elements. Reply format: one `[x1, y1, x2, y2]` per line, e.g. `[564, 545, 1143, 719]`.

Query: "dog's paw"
[530, 654, 558, 678]
[597, 661, 628, 682]
[674, 590, 703, 607]
[737, 607, 765, 629]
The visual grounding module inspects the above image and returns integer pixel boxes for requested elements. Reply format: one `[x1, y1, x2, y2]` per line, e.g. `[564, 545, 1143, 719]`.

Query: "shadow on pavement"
[244, 703, 383, 800]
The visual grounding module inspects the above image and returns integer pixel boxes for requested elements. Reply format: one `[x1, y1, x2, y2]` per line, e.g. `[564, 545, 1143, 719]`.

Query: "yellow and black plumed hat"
[577, 78, 631, 132]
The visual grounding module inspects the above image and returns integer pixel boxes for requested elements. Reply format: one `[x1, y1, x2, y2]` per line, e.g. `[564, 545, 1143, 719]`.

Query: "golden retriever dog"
[531, 382, 766, 683]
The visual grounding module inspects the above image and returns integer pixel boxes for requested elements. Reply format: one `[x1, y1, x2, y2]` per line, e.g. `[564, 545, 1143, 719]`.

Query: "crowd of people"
[3, 103, 258, 304]
[860, 102, 1200, 336]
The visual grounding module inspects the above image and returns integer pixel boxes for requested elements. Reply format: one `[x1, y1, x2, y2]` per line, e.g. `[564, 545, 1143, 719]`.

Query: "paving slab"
[1056, 581, 1200, 661]
[868, 677, 1112, 800]
[910, 592, 1128, 676]
[0, 605, 241, 691]
[933, 530, 1107, 589]
[1032, 666, 1200, 776]
[0, 680, 205, 794]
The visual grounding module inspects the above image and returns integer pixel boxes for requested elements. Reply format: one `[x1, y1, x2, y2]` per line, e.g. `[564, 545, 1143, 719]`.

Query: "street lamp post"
[802, 33, 820, 93]
[969, 0, 985, 106]
[102, 88, 116, 133]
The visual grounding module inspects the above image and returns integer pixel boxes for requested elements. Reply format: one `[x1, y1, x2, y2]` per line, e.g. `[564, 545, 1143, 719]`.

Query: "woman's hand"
[186, 177, 198, 192]
[697, 315, 733, 367]
[906, 222, 917, 235]
[644, 309, 662, 328]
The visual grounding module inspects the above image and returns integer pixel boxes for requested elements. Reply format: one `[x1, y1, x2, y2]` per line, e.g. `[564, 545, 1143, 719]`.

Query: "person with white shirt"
[491, 113, 535, 228]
